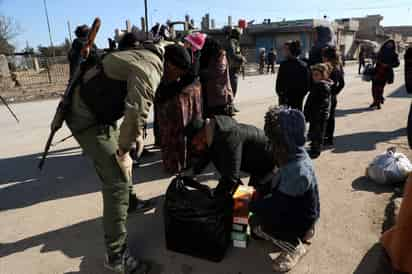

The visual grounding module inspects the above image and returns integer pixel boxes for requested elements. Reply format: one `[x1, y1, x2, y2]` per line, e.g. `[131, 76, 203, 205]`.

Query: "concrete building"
[200, 13, 412, 62]
[384, 26, 412, 39]
[353, 15, 388, 43]
[385, 26, 412, 47]
[351, 15, 407, 54]
[203, 17, 359, 62]
[335, 19, 360, 59]
[246, 19, 328, 61]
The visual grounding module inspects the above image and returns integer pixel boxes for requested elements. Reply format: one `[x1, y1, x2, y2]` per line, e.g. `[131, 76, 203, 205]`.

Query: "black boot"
[128, 194, 155, 214]
[323, 138, 334, 146]
[308, 142, 321, 159]
[104, 246, 150, 274]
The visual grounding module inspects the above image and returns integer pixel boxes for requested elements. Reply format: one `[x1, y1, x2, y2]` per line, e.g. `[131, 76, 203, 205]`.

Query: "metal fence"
[5, 55, 69, 88]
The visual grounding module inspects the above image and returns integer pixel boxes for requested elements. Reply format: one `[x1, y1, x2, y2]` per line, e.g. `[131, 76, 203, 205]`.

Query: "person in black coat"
[358, 46, 366, 75]
[405, 47, 412, 94]
[405, 47, 412, 148]
[309, 25, 335, 66]
[304, 63, 332, 159]
[370, 40, 400, 109]
[322, 47, 345, 146]
[267, 48, 277, 74]
[68, 25, 98, 81]
[276, 41, 311, 111]
[184, 115, 276, 195]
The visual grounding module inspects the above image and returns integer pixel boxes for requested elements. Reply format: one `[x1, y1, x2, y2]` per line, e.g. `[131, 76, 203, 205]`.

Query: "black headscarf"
[164, 44, 192, 71]
[154, 44, 195, 103]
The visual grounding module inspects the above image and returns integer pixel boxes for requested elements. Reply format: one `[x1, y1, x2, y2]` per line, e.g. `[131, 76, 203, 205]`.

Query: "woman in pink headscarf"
[184, 32, 207, 77]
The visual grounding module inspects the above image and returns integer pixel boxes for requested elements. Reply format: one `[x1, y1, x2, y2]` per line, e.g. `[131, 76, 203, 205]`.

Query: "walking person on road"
[358, 46, 366, 75]
[322, 46, 345, 146]
[276, 41, 311, 111]
[370, 40, 400, 110]
[225, 27, 245, 112]
[267, 48, 277, 74]
[259, 48, 266, 74]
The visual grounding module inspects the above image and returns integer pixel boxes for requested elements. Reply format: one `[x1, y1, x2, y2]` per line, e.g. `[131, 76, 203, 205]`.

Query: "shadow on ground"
[353, 243, 393, 274]
[0, 146, 170, 212]
[0, 196, 277, 274]
[388, 85, 412, 99]
[352, 176, 397, 195]
[335, 107, 372, 118]
[332, 128, 406, 154]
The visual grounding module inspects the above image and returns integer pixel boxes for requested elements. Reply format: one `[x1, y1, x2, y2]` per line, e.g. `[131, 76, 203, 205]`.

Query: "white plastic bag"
[367, 147, 412, 185]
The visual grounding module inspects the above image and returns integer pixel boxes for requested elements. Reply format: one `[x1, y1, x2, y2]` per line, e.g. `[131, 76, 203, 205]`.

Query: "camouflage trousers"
[66, 88, 134, 256]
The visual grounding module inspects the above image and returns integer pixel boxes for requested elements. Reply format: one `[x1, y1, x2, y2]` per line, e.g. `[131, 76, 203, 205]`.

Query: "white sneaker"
[272, 240, 307, 273]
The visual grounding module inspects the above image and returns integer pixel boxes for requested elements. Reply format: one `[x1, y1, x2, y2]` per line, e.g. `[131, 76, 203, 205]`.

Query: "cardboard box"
[231, 231, 248, 241]
[232, 223, 248, 232]
[233, 186, 255, 225]
[233, 186, 255, 201]
[233, 239, 248, 248]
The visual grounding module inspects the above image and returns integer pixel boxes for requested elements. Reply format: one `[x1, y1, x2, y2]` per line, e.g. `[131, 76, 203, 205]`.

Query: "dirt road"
[0, 64, 410, 274]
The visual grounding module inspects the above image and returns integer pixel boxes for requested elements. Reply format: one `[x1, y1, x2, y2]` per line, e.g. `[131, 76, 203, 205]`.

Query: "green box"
[231, 231, 248, 241]
[232, 223, 248, 232]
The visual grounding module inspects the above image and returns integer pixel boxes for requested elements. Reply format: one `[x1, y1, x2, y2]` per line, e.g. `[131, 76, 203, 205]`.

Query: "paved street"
[0, 64, 410, 274]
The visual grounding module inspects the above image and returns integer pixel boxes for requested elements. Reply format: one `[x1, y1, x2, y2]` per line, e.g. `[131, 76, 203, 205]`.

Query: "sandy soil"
[0, 64, 410, 274]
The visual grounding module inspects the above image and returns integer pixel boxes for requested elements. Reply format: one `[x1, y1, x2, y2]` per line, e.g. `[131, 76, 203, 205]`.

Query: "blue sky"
[2, 0, 412, 51]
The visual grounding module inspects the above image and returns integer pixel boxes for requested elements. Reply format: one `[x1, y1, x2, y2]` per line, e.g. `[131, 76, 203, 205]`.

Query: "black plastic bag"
[164, 176, 233, 262]
[362, 64, 375, 82]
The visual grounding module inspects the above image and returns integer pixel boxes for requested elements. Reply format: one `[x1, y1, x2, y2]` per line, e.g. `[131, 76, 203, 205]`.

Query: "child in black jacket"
[304, 63, 333, 159]
[322, 47, 345, 146]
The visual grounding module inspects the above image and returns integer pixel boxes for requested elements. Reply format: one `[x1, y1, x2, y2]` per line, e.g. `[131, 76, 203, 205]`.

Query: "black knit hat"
[118, 32, 139, 50]
[165, 44, 192, 70]
[75, 25, 89, 39]
[183, 118, 206, 139]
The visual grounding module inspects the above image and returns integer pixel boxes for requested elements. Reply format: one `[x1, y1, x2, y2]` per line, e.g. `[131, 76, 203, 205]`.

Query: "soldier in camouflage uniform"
[66, 35, 169, 273]
[225, 28, 245, 112]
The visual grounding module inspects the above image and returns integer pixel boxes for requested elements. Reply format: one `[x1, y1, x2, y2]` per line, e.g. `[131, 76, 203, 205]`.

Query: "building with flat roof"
[203, 17, 359, 62]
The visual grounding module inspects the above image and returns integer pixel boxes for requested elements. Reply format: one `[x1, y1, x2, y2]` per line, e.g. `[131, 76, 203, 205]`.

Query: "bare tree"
[0, 15, 20, 54]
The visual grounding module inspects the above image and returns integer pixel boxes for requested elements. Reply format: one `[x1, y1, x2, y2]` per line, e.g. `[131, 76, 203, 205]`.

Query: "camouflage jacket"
[225, 38, 244, 72]
[102, 43, 166, 151]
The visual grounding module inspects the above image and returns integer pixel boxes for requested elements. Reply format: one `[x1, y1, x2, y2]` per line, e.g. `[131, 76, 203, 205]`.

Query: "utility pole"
[144, 0, 149, 39]
[67, 21, 73, 43]
[43, 0, 55, 57]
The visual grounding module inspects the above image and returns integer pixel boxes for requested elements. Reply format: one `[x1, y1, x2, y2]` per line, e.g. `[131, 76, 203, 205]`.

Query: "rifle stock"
[38, 17, 101, 170]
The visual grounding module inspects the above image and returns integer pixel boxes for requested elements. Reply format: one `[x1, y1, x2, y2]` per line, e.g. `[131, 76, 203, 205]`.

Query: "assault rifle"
[38, 17, 101, 170]
[0, 95, 19, 123]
